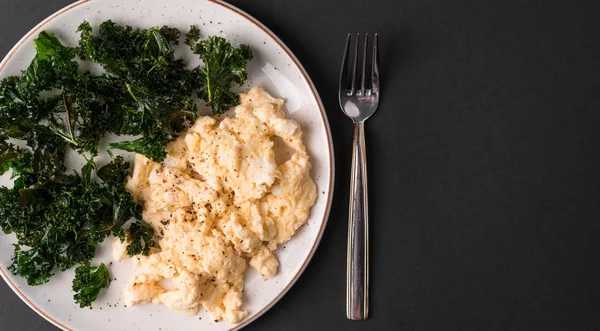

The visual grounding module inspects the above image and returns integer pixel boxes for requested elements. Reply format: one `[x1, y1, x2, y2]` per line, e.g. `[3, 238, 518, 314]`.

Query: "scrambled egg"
[119, 87, 317, 323]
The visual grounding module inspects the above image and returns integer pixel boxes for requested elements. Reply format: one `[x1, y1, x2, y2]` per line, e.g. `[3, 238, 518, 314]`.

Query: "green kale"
[96, 155, 132, 184]
[32, 31, 79, 88]
[9, 246, 55, 286]
[0, 186, 22, 235]
[77, 21, 200, 160]
[109, 134, 168, 162]
[0, 137, 37, 190]
[72, 262, 111, 308]
[125, 221, 154, 256]
[2, 21, 253, 161]
[0, 76, 52, 135]
[47, 96, 78, 146]
[0, 137, 27, 175]
[77, 21, 146, 76]
[0, 30, 109, 155]
[18, 56, 55, 96]
[192, 36, 253, 114]
[97, 156, 142, 231]
[23, 127, 70, 185]
[98, 157, 154, 257]
[159, 26, 181, 45]
[49, 74, 126, 155]
[184, 25, 200, 47]
[97, 157, 154, 257]
[0, 154, 141, 286]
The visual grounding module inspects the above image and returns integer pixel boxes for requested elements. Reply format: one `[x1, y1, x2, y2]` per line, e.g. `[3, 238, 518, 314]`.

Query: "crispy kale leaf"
[0, 187, 22, 235]
[50, 74, 126, 154]
[96, 155, 131, 184]
[97, 157, 154, 256]
[0, 73, 53, 137]
[109, 134, 168, 162]
[192, 36, 253, 114]
[184, 25, 200, 47]
[125, 221, 154, 256]
[159, 26, 181, 45]
[97, 156, 142, 230]
[72, 262, 111, 308]
[0, 137, 27, 175]
[32, 31, 79, 88]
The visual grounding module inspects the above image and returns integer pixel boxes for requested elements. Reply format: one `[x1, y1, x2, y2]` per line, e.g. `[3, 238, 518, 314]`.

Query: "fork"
[339, 33, 380, 321]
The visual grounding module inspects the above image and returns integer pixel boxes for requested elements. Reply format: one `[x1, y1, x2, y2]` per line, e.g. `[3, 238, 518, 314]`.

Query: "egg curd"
[116, 87, 317, 323]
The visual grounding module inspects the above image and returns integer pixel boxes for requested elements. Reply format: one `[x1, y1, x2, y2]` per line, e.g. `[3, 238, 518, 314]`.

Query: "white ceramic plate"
[0, 0, 334, 330]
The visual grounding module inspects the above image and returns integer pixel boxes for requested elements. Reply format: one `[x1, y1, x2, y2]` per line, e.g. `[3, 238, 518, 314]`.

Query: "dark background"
[1, 0, 600, 330]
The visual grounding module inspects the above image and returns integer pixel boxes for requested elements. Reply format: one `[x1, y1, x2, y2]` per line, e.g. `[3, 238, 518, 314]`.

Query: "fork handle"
[347, 122, 369, 320]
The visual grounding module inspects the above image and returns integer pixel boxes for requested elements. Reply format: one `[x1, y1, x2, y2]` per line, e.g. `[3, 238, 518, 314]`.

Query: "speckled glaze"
[0, 1, 334, 330]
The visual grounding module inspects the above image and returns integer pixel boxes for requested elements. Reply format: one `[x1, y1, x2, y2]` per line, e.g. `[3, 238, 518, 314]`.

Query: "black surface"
[2, 0, 600, 330]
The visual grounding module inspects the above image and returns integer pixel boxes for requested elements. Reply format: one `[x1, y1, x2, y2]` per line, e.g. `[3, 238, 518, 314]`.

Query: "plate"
[0, 0, 334, 330]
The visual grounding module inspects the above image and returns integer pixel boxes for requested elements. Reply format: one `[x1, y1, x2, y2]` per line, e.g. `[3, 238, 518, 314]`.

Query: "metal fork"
[339, 33, 380, 321]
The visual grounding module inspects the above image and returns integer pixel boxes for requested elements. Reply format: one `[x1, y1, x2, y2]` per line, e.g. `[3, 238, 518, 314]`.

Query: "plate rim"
[0, 0, 335, 330]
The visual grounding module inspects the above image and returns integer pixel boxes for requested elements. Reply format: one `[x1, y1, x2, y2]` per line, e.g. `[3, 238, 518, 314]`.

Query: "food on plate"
[0, 154, 139, 288]
[72, 262, 112, 308]
[121, 87, 317, 323]
[192, 36, 253, 114]
[0, 20, 252, 307]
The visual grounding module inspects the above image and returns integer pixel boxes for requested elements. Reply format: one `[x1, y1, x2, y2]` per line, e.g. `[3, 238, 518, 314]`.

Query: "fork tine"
[360, 33, 368, 94]
[339, 33, 351, 92]
[350, 33, 359, 94]
[371, 33, 380, 94]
